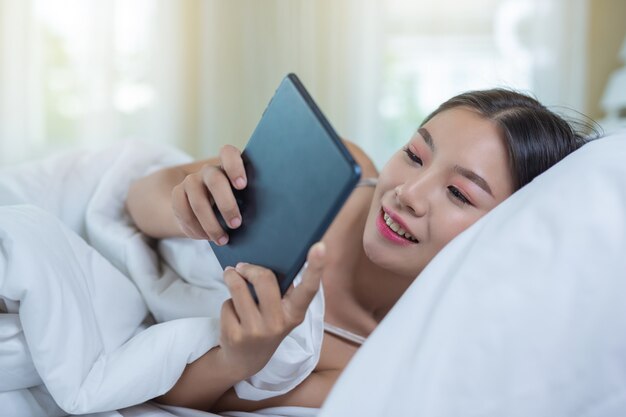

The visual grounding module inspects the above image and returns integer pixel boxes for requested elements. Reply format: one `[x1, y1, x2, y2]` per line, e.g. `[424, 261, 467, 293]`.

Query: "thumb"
[284, 242, 326, 315]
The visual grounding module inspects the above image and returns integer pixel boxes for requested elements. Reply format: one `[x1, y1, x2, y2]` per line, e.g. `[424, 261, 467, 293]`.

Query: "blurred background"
[0, 0, 625, 167]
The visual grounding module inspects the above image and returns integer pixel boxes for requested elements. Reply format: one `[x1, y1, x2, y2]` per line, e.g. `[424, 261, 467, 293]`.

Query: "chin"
[363, 233, 423, 279]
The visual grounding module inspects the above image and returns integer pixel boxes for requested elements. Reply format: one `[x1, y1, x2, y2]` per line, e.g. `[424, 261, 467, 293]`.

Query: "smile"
[383, 211, 418, 242]
[375, 209, 419, 246]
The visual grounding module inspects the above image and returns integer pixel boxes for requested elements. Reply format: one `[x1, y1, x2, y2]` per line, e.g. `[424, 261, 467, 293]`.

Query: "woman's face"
[363, 106, 515, 278]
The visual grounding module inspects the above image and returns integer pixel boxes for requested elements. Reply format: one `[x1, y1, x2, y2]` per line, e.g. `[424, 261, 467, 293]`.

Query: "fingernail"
[235, 262, 246, 271]
[230, 217, 241, 228]
[225, 266, 234, 271]
[235, 177, 246, 189]
[218, 236, 229, 246]
[313, 242, 326, 256]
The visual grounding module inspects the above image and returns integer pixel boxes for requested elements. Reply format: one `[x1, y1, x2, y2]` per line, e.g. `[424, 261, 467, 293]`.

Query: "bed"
[1, 129, 626, 416]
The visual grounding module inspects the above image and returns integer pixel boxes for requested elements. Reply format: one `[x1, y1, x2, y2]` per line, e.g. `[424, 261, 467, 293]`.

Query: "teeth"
[383, 211, 418, 242]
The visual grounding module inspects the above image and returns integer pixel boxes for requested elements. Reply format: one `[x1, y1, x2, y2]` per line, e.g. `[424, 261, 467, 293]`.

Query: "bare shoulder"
[342, 139, 378, 179]
[319, 140, 377, 269]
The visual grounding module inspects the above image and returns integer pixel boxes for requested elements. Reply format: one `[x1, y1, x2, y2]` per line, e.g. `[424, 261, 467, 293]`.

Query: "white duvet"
[0, 142, 323, 417]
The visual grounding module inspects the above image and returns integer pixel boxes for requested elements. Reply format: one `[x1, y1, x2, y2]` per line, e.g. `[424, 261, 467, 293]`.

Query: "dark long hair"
[420, 89, 601, 191]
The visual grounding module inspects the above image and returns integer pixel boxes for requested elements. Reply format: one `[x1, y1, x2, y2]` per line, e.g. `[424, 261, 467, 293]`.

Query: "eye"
[447, 186, 472, 205]
[403, 147, 423, 166]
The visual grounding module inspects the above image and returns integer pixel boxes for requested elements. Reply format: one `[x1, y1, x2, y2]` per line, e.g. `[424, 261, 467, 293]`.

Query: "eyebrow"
[417, 127, 435, 153]
[418, 127, 494, 197]
[454, 166, 494, 197]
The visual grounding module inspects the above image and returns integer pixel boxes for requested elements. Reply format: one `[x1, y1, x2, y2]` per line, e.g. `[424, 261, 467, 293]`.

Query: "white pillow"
[319, 130, 626, 417]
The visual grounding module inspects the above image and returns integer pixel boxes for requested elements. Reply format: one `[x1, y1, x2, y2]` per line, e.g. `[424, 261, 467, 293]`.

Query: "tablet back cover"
[209, 74, 361, 295]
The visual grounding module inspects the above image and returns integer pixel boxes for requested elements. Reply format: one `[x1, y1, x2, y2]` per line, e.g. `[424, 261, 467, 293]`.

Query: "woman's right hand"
[217, 242, 326, 380]
[171, 145, 247, 244]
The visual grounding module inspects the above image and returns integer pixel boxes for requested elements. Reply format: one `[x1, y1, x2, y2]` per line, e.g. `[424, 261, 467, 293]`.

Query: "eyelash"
[403, 147, 472, 206]
[448, 186, 471, 205]
[403, 147, 423, 165]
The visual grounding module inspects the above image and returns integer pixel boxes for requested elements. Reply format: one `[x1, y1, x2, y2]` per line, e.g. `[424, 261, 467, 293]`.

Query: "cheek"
[432, 209, 482, 247]
[366, 161, 403, 215]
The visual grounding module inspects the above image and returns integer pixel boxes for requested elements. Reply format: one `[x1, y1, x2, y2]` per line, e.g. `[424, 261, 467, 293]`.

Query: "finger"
[184, 175, 229, 244]
[284, 242, 325, 317]
[220, 145, 247, 190]
[202, 165, 242, 230]
[220, 299, 242, 345]
[282, 282, 296, 298]
[224, 267, 260, 324]
[178, 219, 207, 240]
[235, 262, 282, 319]
[221, 298, 240, 325]
[220, 298, 241, 327]
[171, 184, 209, 239]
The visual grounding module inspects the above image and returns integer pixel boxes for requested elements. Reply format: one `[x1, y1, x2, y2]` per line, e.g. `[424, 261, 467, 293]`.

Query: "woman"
[125, 89, 592, 412]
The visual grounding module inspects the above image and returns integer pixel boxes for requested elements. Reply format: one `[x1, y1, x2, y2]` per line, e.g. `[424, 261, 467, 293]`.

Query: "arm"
[125, 156, 219, 239]
[131, 141, 373, 409]
[211, 369, 341, 412]
[126, 142, 249, 242]
[125, 140, 376, 241]
[342, 140, 378, 180]
[156, 345, 245, 410]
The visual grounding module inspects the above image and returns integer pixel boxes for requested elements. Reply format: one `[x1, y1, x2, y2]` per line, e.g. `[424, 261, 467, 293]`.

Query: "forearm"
[126, 166, 187, 238]
[212, 369, 341, 412]
[155, 346, 246, 410]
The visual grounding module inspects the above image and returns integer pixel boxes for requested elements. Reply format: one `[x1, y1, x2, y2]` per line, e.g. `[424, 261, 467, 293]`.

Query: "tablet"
[209, 73, 361, 296]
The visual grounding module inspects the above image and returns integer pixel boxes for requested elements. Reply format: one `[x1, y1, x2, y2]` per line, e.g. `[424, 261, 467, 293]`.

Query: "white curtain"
[0, 0, 589, 167]
[196, 0, 384, 157]
[0, 0, 384, 166]
[0, 0, 179, 163]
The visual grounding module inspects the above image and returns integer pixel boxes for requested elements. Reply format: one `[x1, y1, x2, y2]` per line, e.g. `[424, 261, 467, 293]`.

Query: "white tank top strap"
[323, 322, 367, 345]
[356, 177, 378, 188]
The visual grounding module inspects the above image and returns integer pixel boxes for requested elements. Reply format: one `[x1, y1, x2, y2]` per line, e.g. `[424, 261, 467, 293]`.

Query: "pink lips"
[375, 209, 417, 246]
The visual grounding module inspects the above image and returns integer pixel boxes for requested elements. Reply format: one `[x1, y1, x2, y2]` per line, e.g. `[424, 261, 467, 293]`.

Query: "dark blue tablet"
[209, 73, 361, 296]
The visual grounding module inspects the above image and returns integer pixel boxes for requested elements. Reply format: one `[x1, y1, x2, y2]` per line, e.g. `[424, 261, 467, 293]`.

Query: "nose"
[395, 181, 429, 217]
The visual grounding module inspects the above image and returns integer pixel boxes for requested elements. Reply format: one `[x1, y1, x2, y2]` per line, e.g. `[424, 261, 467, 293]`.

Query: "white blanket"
[0, 142, 323, 416]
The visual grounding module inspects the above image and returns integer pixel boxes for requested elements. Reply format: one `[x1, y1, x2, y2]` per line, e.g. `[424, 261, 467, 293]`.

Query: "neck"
[350, 248, 414, 322]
